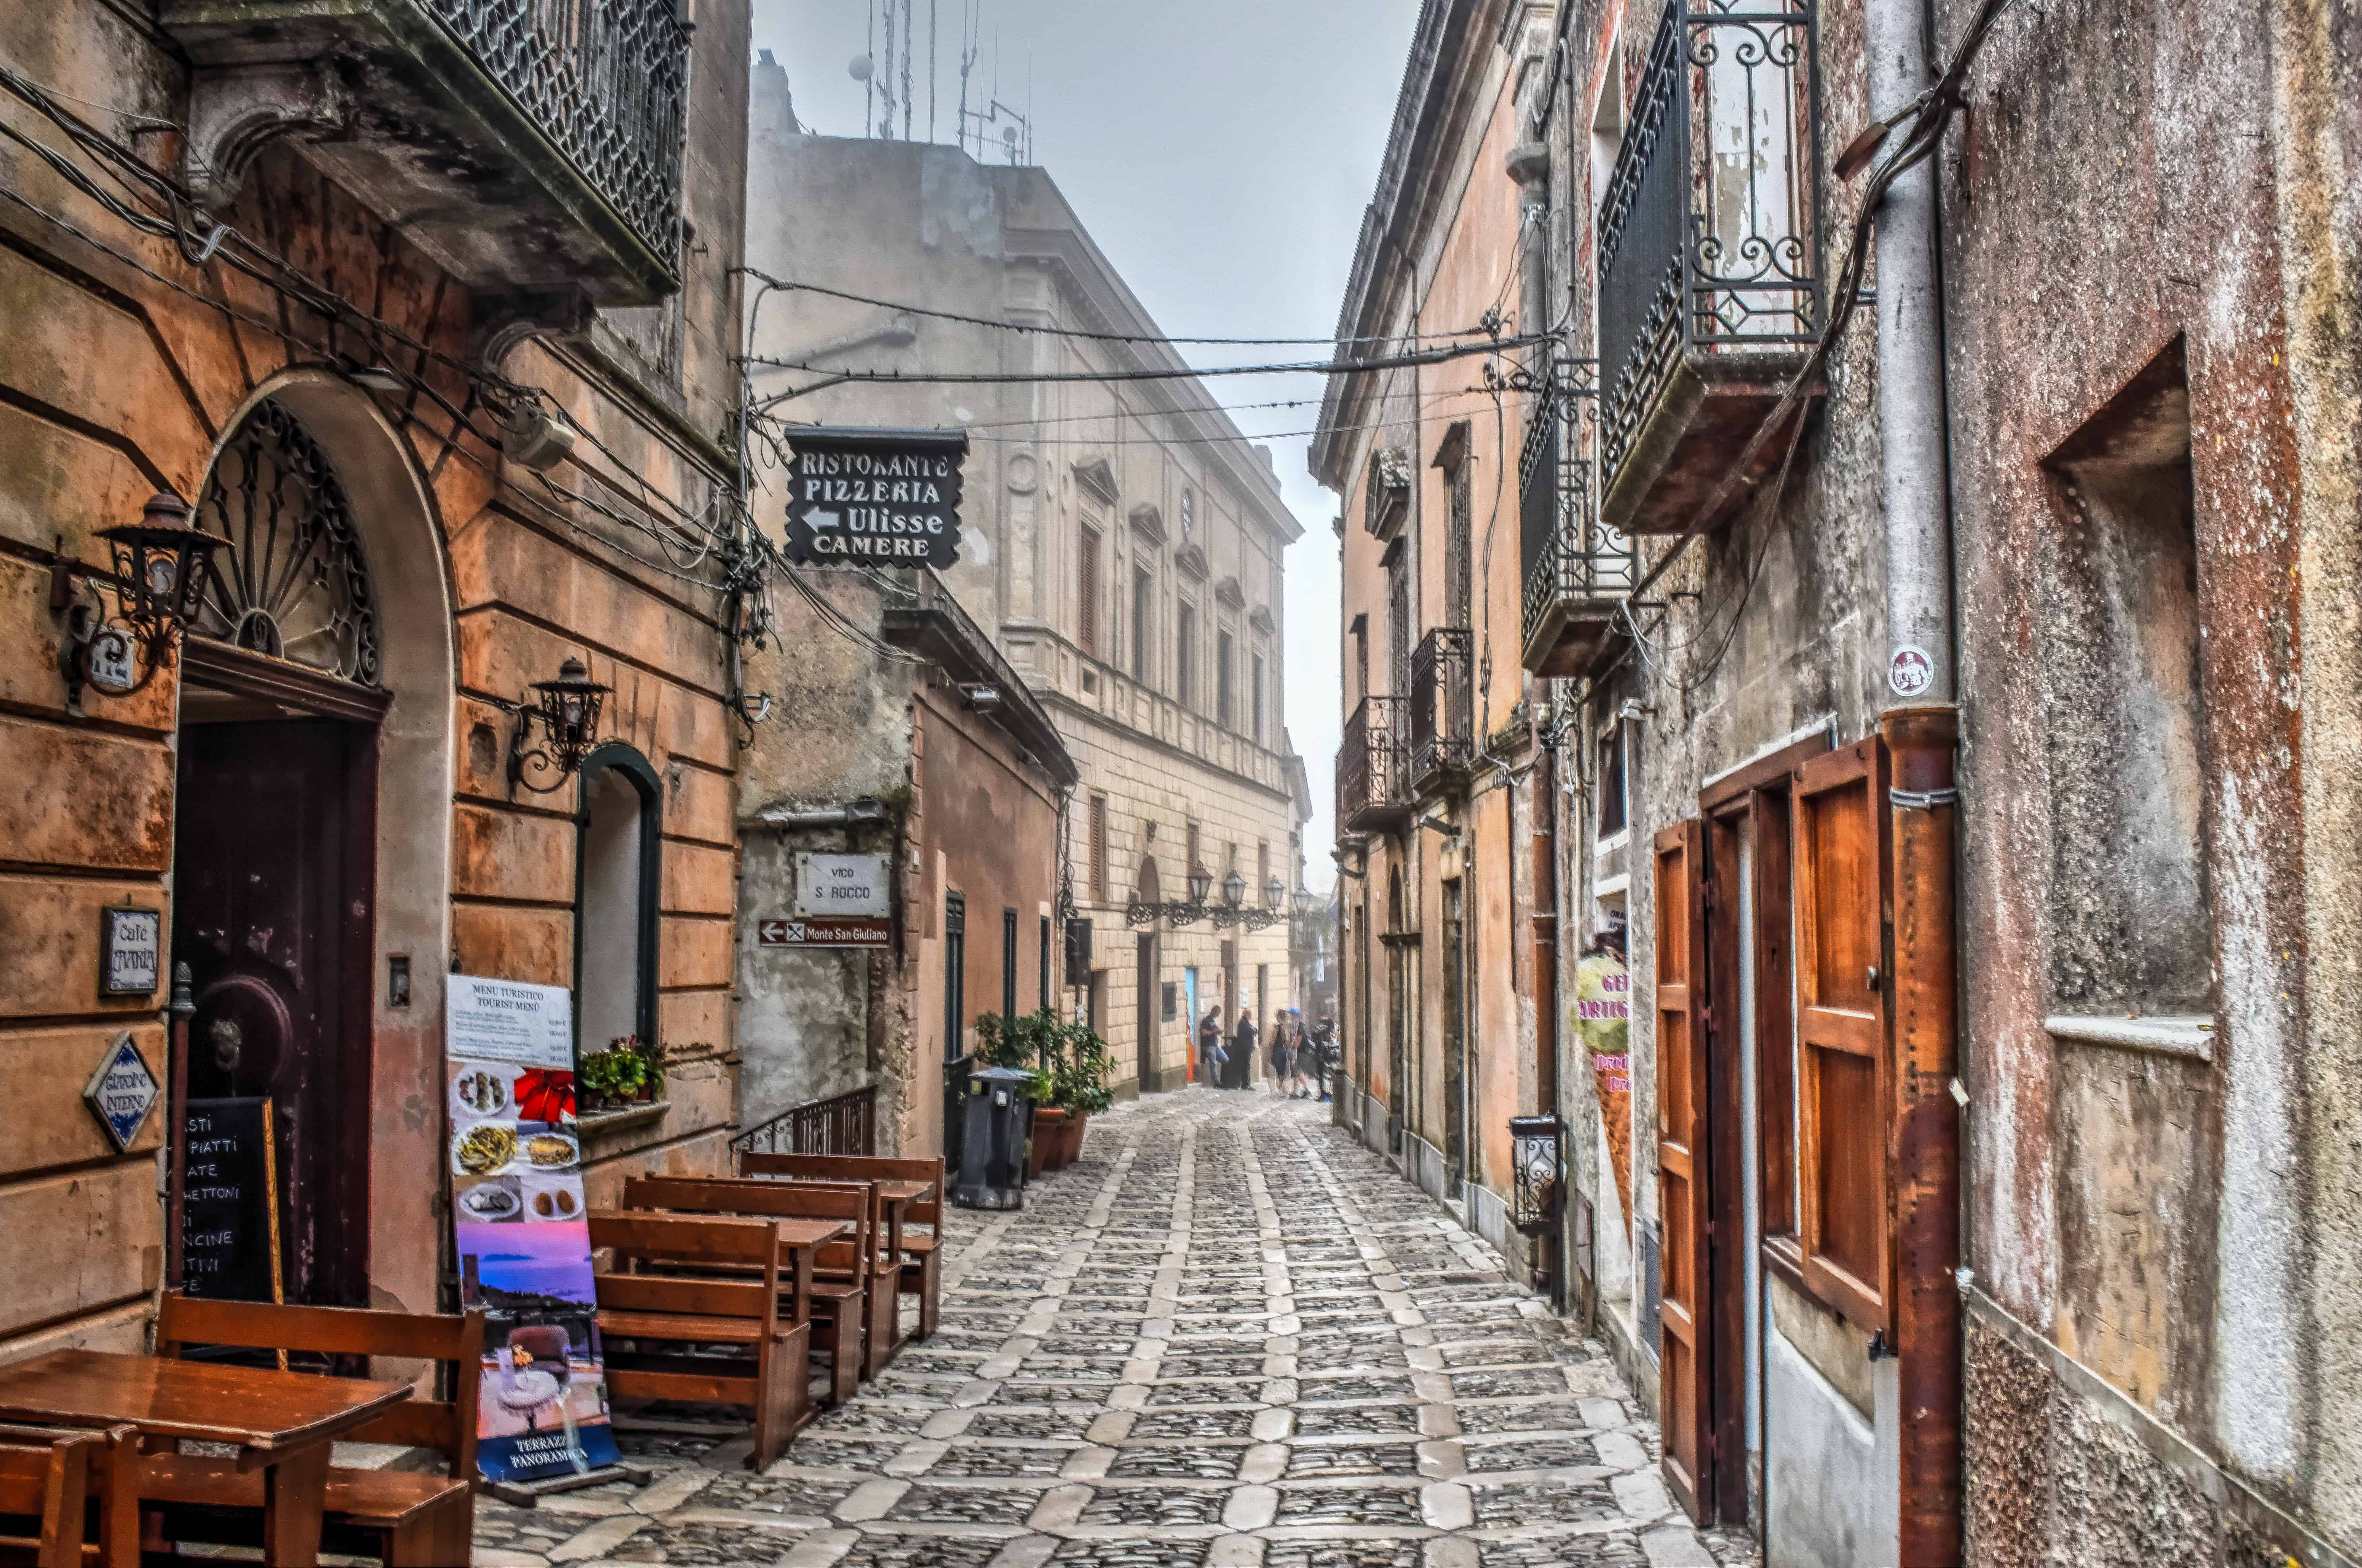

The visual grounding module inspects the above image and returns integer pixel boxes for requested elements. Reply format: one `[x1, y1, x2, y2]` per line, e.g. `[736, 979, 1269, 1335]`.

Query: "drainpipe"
[1862, 0, 1962, 1558]
[1531, 731, 1562, 1304]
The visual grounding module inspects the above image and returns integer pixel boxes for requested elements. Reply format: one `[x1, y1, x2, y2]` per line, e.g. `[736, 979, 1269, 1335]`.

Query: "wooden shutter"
[1653, 818, 1711, 1521]
[1078, 527, 1101, 656]
[1792, 738, 1894, 1335]
[1089, 795, 1108, 904]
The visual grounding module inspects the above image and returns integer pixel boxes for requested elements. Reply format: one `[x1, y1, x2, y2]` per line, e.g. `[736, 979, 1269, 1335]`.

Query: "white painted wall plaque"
[796, 853, 892, 919]
[99, 906, 161, 996]
[83, 1032, 158, 1152]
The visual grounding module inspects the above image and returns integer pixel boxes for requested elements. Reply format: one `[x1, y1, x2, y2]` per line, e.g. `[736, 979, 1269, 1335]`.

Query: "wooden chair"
[0, 1425, 102, 1568]
[147, 1292, 483, 1567]
[738, 1153, 947, 1342]
[591, 1213, 811, 1470]
[621, 1177, 872, 1408]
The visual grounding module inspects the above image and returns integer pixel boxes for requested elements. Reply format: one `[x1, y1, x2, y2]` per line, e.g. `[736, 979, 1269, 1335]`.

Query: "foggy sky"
[749, 0, 1426, 891]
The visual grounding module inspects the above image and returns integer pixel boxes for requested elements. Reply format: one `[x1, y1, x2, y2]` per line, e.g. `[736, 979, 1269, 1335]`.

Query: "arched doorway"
[1134, 855, 1161, 1091]
[169, 381, 453, 1312]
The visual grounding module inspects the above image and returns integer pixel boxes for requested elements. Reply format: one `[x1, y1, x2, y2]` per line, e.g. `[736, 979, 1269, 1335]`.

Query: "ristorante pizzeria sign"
[782, 426, 970, 567]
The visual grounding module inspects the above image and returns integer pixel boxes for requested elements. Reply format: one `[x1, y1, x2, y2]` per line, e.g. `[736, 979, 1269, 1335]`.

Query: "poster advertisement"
[1572, 950, 1635, 1228]
[447, 976, 620, 1483]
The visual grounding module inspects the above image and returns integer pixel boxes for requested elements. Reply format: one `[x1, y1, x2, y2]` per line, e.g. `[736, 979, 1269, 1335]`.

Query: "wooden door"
[1792, 740, 1894, 1335]
[1653, 819, 1711, 1519]
[173, 719, 375, 1308]
[1136, 935, 1158, 1090]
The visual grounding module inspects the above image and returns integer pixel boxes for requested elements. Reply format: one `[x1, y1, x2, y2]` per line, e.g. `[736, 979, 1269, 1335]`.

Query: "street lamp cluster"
[1127, 869, 1312, 933]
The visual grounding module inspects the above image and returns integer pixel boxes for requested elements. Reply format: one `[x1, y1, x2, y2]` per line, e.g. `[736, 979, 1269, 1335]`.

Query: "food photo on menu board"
[445, 975, 619, 1483]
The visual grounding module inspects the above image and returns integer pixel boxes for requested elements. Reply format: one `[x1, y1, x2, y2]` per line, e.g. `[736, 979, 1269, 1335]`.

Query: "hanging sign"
[1571, 950, 1635, 1230]
[447, 976, 619, 1484]
[782, 426, 969, 567]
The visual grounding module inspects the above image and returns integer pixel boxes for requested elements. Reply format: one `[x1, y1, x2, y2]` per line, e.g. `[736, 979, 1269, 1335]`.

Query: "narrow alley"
[471, 1092, 1748, 1568]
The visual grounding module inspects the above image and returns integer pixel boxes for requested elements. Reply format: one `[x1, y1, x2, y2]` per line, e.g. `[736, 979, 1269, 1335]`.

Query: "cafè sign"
[783, 426, 969, 568]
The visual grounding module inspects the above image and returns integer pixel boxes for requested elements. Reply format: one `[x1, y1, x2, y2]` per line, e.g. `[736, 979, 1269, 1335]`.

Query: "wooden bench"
[622, 1177, 872, 1409]
[591, 1214, 811, 1470]
[146, 1292, 482, 1567]
[0, 1424, 107, 1568]
[738, 1154, 947, 1343]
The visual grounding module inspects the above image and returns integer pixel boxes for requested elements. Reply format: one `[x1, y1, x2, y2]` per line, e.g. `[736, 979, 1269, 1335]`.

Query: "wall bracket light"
[508, 655, 613, 796]
[51, 494, 228, 712]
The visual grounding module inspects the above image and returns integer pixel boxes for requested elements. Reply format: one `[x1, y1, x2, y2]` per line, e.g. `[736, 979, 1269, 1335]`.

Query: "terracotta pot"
[1052, 1109, 1086, 1167]
[1030, 1108, 1069, 1177]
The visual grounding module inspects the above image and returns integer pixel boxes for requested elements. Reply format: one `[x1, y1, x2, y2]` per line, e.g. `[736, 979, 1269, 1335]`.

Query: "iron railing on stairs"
[731, 1084, 878, 1158]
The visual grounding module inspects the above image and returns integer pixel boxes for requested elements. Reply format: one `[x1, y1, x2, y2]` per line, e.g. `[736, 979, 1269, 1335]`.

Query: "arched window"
[575, 745, 660, 1053]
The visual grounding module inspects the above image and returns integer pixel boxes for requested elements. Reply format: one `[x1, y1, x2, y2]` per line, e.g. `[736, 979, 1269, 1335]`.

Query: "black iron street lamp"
[54, 493, 229, 707]
[1187, 866, 1213, 906]
[509, 655, 614, 795]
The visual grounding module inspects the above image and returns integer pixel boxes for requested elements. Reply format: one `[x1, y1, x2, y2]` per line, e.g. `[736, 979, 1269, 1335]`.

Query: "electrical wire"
[734, 269, 1513, 350]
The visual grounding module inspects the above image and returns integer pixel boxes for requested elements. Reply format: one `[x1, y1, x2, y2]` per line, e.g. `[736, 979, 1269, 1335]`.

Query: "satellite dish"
[849, 55, 872, 82]
[1001, 126, 1019, 148]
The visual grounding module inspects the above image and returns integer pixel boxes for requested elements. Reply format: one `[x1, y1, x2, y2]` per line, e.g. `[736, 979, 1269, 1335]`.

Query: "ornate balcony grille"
[1596, 0, 1820, 496]
[424, 0, 692, 261]
[1521, 367, 1637, 668]
[1410, 628, 1475, 791]
[1337, 696, 1412, 834]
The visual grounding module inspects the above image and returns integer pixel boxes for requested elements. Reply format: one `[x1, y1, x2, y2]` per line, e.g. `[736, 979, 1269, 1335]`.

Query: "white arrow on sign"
[807, 509, 843, 530]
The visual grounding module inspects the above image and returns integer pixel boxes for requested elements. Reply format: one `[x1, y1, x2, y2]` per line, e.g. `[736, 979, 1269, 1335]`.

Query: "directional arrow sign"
[757, 917, 892, 950]
[782, 426, 968, 568]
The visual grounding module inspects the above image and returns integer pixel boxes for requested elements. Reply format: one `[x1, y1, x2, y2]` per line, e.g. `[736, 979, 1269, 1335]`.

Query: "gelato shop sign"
[783, 426, 969, 567]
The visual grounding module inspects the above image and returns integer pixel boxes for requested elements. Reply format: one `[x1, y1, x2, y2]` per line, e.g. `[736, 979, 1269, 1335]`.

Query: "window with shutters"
[1177, 602, 1197, 709]
[1251, 651, 1266, 743]
[1791, 738, 1894, 1335]
[1257, 840, 1270, 897]
[1653, 821, 1711, 1520]
[1132, 566, 1154, 683]
[1002, 909, 1019, 1020]
[1600, 722, 1630, 839]
[1217, 630, 1237, 729]
[1186, 821, 1202, 880]
[1078, 525, 1102, 657]
[1089, 794, 1109, 905]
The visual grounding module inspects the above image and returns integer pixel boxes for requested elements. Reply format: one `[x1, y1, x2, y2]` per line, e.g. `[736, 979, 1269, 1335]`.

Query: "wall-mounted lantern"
[1186, 865, 1213, 907]
[509, 655, 613, 796]
[1510, 1115, 1564, 1236]
[53, 494, 228, 708]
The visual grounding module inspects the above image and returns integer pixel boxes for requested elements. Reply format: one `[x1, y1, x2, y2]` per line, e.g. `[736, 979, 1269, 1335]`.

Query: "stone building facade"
[0, 0, 752, 1353]
[744, 84, 1308, 1101]
[1323, 0, 2362, 1563]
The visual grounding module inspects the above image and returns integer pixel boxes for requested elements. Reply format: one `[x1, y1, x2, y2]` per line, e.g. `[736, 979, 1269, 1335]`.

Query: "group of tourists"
[1197, 1005, 1339, 1099]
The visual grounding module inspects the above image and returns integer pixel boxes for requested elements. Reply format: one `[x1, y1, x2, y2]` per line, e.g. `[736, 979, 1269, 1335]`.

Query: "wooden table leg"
[792, 1244, 813, 1328]
[260, 1442, 329, 1568]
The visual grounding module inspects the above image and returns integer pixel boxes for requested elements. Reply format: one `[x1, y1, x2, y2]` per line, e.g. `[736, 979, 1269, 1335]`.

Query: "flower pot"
[1029, 1108, 1069, 1177]
[1053, 1110, 1087, 1166]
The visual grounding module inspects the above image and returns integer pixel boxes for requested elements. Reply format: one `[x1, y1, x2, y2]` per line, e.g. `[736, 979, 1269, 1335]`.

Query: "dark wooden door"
[1653, 819, 1711, 1520]
[173, 720, 376, 1308]
[1136, 935, 1158, 1090]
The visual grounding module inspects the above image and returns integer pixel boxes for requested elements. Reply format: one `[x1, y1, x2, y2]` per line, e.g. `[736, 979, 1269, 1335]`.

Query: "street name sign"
[796, 852, 892, 917]
[758, 917, 893, 950]
[782, 426, 969, 568]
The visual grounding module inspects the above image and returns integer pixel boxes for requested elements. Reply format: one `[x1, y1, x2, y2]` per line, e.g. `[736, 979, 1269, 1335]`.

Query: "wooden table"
[872, 1179, 931, 1264]
[0, 1348, 410, 1568]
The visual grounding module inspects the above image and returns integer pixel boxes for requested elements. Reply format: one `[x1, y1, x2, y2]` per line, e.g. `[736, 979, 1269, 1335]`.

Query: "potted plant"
[1048, 1019, 1112, 1165]
[979, 1010, 1070, 1173]
[626, 1036, 668, 1102]
[578, 1042, 646, 1113]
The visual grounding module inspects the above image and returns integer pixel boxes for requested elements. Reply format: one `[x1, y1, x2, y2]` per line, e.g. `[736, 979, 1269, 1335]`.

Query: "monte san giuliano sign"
[781, 426, 971, 568]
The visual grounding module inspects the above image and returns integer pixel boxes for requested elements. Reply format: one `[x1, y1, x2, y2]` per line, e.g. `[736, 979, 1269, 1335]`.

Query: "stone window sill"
[576, 1101, 670, 1138]
[2044, 1015, 2213, 1063]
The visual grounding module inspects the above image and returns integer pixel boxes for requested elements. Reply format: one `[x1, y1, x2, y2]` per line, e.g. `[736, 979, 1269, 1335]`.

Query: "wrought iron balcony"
[1595, 0, 1821, 535]
[165, 0, 690, 305]
[1336, 696, 1414, 835]
[1521, 374, 1637, 677]
[1409, 628, 1474, 797]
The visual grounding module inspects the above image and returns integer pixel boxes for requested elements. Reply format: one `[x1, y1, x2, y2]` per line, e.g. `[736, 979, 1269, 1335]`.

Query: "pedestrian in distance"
[1198, 1006, 1226, 1086]
[1230, 1008, 1257, 1090]
[1267, 1013, 1293, 1093]
[1313, 1015, 1338, 1100]
[1288, 1012, 1318, 1098]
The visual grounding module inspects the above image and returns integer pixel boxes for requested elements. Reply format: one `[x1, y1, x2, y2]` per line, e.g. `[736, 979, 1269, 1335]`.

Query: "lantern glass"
[99, 494, 223, 651]
[1222, 870, 1245, 909]
[1265, 876, 1285, 911]
[1294, 889, 1317, 921]
[530, 657, 612, 773]
[1187, 868, 1212, 905]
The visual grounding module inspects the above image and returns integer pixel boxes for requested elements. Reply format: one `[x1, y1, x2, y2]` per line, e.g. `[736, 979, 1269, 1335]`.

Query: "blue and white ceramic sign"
[83, 1032, 158, 1153]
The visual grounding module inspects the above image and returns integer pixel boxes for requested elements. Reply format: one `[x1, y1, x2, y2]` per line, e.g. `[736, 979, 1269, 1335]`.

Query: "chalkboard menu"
[179, 1098, 280, 1302]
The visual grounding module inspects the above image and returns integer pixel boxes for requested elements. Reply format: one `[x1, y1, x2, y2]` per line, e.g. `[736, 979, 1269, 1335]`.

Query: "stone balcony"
[163, 0, 690, 307]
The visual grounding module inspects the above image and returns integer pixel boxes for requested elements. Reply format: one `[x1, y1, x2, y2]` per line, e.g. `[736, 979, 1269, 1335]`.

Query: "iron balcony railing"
[1595, 0, 1820, 495]
[1521, 372, 1637, 659]
[423, 0, 692, 262]
[1409, 628, 1475, 792]
[731, 1084, 879, 1158]
[1336, 695, 1412, 833]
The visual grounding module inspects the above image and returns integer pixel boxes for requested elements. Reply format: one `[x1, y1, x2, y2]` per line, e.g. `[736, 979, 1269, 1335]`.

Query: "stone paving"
[473, 1089, 1757, 1568]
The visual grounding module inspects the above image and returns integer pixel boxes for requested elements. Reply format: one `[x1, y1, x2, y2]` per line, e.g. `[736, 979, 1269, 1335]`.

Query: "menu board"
[447, 977, 620, 1482]
[178, 1097, 281, 1303]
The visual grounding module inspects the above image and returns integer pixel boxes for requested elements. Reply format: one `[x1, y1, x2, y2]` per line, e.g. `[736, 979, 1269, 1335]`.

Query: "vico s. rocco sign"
[783, 426, 969, 568]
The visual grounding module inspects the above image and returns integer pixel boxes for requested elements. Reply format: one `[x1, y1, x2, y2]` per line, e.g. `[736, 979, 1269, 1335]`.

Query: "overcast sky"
[750, 0, 1424, 892]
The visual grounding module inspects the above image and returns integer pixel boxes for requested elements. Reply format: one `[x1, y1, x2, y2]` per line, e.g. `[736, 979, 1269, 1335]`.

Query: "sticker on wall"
[1888, 644, 1935, 698]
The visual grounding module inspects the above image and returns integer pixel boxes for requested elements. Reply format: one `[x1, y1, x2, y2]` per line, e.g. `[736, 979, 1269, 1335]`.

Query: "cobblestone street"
[473, 1090, 1752, 1568]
